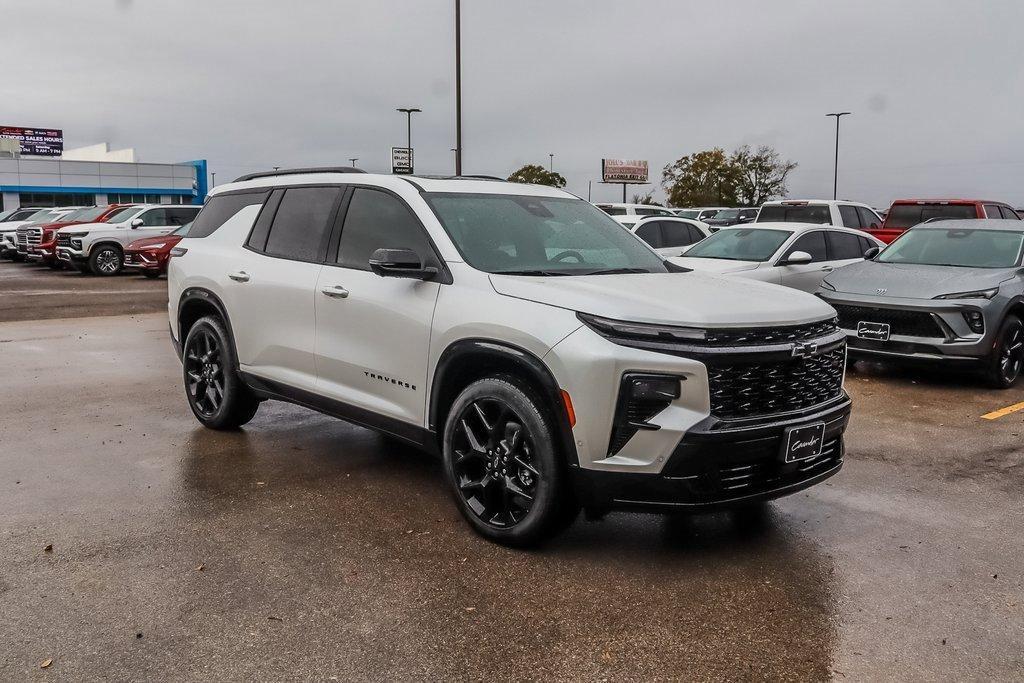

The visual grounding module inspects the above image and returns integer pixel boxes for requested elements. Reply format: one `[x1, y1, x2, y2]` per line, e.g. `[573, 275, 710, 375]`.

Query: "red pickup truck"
[869, 199, 1021, 244]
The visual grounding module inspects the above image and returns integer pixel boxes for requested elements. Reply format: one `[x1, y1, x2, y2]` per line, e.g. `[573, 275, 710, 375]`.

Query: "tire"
[11, 252, 24, 263]
[182, 315, 260, 429]
[984, 315, 1024, 389]
[89, 244, 123, 276]
[142, 270, 161, 279]
[442, 375, 578, 546]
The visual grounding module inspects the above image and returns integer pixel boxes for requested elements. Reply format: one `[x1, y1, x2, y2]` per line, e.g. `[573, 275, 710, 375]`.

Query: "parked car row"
[0, 203, 199, 276]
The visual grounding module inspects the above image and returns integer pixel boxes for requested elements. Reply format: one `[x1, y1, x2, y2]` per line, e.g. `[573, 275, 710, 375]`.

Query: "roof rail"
[232, 166, 366, 182]
[410, 174, 507, 181]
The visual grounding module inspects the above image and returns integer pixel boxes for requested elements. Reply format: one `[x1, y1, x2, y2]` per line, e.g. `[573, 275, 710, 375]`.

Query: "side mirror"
[778, 250, 812, 266]
[131, 218, 144, 228]
[369, 248, 437, 280]
[863, 246, 880, 259]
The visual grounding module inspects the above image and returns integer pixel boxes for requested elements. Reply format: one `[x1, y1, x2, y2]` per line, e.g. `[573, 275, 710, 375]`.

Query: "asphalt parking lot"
[1, 260, 1022, 680]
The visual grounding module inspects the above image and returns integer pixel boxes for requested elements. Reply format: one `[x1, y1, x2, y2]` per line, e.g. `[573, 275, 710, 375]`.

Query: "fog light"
[629, 375, 681, 401]
[962, 310, 984, 334]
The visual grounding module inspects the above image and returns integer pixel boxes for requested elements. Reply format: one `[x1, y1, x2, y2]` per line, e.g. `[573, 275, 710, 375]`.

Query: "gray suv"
[818, 220, 1024, 387]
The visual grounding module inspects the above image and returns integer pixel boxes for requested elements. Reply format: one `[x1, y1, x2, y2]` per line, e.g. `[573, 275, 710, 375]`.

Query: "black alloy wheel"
[452, 397, 540, 528]
[185, 327, 226, 418]
[443, 376, 577, 546]
[182, 316, 260, 429]
[989, 315, 1024, 388]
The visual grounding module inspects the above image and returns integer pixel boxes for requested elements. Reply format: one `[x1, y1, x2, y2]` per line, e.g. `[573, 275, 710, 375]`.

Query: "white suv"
[757, 199, 883, 229]
[56, 204, 200, 274]
[169, 168, 851, 546]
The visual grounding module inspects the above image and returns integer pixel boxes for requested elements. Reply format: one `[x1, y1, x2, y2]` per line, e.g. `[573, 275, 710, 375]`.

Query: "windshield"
[63, 206, 106, 223]
[105, 207, 143, 223]
[28, 209, 56, 222]
[757, 204, 831, 224]
[878, 228, 1024, 268]
[683, 228, 792, 262]
[884, 203, 977, 229]
[673, 209, 699, 219]
[712, 209, 739, 221]
[425, 193, 669, 275]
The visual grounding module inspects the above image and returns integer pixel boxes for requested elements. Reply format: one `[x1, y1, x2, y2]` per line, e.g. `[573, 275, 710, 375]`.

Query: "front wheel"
[89, 245, 123, 276]
[984, 315, 1024, 389]
[442, 375, 577, 546]
[182, 316, 260, 429]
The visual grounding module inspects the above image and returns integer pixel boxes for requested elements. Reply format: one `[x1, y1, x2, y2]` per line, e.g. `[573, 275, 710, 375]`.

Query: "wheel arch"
[177, 288, 240, 371]
[429, 339, 579, 466]
[86, 239, 125, 256]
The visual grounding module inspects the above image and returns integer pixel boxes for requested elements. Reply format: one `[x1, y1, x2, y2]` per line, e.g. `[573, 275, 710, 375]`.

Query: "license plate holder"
[782, 422, 826, 463]
[857, 321, 890, 341]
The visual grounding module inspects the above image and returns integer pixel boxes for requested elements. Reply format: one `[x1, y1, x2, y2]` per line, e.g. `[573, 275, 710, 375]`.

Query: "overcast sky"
[5, 0, 1023, 206]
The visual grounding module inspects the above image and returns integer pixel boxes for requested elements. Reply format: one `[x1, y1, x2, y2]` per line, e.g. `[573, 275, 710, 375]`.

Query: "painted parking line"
[981, 401, 1024, 420]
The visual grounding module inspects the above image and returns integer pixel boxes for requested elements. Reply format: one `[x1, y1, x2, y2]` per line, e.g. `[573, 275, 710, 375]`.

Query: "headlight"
[141, 243, 166, 250]
[577, 312, 707, 341]
[820, 279, 837, 292]
[65, 232, 89, 238]
[933, 288, 998, 300]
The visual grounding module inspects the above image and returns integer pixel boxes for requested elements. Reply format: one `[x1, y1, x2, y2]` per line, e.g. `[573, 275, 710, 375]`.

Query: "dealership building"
[0, 126, 207, 211]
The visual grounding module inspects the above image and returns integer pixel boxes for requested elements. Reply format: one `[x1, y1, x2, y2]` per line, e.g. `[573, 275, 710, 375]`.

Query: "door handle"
[227, 270, 250, 282]
[820, 265, 834, 272]
[321, 285, 349, 299]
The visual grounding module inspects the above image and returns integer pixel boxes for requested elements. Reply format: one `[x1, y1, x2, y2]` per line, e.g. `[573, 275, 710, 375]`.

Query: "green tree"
[661, 148, 739, 208]
[507, 164, 567, 188]
[730, 145, 798, 206]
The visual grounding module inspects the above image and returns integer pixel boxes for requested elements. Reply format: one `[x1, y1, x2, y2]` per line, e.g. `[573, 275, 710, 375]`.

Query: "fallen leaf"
[44, 544, 53, 553]
[196, 564, 205, 572]
[268, 616, 283, 622]
[40, 659, 52, 669]
[464, 607, 476, 612]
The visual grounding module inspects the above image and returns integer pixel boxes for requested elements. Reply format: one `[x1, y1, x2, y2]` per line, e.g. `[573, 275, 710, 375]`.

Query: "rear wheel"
[89, 245, 123, 276]
[442, 375, 577, 546]
[984, 315, 1024, 389]
[182, 316, 260, 429]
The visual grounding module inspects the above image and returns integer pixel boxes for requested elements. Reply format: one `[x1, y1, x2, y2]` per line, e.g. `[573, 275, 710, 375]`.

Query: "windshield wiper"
[494, 269, 575, 276]
[578, 267, 652, 275]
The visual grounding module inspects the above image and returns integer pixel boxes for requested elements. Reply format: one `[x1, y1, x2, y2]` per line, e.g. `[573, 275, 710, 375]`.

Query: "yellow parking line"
[981, 401, 1024, 420]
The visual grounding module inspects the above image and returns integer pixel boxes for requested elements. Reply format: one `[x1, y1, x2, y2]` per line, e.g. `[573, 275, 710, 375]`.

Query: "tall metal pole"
[826, 112, 850, 200]
[455, 0, 462, 175]
[396, 108, 421, 158]
[549, 153, 554, 171]
[349, 157, 358, 166]
[588, 180, 592, 202]
[210, 171, 216, 187]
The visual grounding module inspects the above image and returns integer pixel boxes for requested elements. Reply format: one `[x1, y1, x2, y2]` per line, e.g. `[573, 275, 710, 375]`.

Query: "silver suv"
[169, 167, 851, 545]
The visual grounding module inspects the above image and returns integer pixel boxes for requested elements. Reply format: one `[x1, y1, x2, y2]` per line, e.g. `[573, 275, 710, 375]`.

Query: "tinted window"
[884, 203, 977, 228]
[138, 209, 168, 227]
[635, 222, 662, 247]
[838, 205, 861, 228]
[634, 207, 671, 216]
[857, 206, 881, 229]
[858, 236, 873, 253]
[784, 231, 828, 262]
[265, 186, 341, 261]
[338, 188, 436, 270]
[1000, 206, 1020, 220]
[757, 204, 832, 224]
[984, 204, 1003, 219]
[661, 221, 697, 247]
[166, 207, 199, 226]
[190, 190, 269, 238]
[687, 224, 705, 242]
[599, 206, 627, 216]
[827, 231, 865, 260]
[245, 189, 283, 251]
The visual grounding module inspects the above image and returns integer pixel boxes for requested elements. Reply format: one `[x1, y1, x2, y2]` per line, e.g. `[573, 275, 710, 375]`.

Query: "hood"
[825, 260, 1017, 299]
[56, 221, 113, 234]
[489, 271, 834, 327]
[127, 234, 181, 250]
[668, 257, 761, 274]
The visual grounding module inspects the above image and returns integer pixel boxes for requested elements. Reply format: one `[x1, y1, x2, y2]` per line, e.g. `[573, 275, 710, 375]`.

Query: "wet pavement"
[1, 308, 1023, 680]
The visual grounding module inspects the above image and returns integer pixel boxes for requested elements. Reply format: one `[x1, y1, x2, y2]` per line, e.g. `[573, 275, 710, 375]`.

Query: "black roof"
[233, 166, 366, 182]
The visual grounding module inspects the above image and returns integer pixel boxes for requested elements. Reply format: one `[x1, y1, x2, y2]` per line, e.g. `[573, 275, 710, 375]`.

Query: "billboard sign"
[0, 126, 64, 157]
[601, 158, 648, 183]
[391, 146, 413, 175]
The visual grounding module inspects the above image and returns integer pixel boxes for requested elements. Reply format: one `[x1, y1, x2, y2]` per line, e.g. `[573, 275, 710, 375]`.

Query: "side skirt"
[239, 371, 440, 456]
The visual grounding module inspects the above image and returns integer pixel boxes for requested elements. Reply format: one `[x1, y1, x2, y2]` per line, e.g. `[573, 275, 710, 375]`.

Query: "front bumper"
[56, 247, 86, 264]
[124, 251, 165, 271]
[571, 395, 850, 512]
[820, 292, 995, 361]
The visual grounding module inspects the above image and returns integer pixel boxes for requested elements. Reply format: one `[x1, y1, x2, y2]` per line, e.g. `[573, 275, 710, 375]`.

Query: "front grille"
[56, 234, 72, 248]
[703, 318, 839, 346]
[707, 346, 845, 420]
[833, 304, 944, 338]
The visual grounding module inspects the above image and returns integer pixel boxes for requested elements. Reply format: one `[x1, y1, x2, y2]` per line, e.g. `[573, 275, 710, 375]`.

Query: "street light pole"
[210, 171, 216, 187]
[349, 157, 359, 166]
[826, 112, 850, 200]
[549, 153, 554, 171]
[396, 107, 421, 154]
[455, 0, 462, 175]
